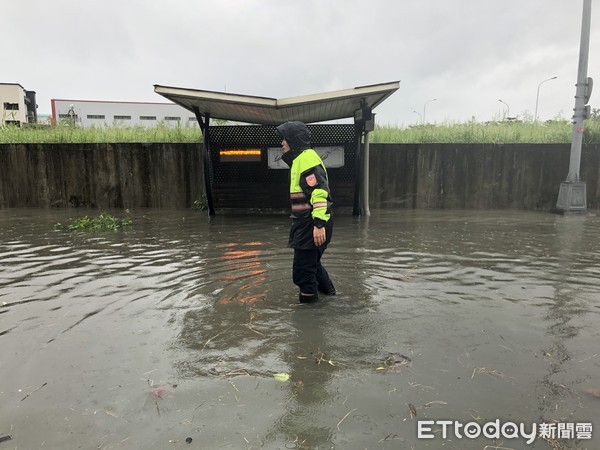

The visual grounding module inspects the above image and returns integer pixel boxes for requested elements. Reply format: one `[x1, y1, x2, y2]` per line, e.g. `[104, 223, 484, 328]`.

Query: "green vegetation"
[2, 112, 600, 144]
[193, 195, 209, 211]
[371, 113, 600, 144]
[371, 120, 571, 144]
[0, 122, 202, 144]
[55, 212, 132, 232]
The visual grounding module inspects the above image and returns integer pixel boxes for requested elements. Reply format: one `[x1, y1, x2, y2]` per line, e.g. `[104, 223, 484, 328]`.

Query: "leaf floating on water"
[273, 373, 290, 382]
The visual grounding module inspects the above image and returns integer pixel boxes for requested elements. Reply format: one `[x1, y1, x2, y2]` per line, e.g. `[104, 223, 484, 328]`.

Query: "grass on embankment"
[1, 117, 600, 144]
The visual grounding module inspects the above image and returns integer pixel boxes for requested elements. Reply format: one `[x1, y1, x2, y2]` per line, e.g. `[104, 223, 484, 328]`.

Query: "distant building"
[0, 83, 37, 126]
[36, 114, 52, 125]
[50, 99, 198, 128]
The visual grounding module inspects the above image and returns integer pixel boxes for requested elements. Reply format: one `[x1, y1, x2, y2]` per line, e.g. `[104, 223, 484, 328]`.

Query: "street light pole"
[413, 110, 422, 123]
[534, 76, 557, 122]
[423, 98, 436, 124]
[498, 99, 510, 119]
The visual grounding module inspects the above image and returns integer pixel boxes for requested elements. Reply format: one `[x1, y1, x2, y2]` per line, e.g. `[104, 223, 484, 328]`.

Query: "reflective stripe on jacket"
[289, 149, 332, 223]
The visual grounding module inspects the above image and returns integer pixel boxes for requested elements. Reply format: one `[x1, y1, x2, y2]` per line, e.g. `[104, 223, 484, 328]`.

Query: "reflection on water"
[1, 208, 600, 449]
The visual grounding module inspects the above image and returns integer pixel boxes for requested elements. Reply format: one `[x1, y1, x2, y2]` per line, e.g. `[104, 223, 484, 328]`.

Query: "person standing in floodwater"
[276, 121, 336, 303]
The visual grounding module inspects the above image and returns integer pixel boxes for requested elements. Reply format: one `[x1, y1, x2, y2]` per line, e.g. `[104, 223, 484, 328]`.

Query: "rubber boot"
[299, 292, 319, 303]
[318, 279, 336, 296]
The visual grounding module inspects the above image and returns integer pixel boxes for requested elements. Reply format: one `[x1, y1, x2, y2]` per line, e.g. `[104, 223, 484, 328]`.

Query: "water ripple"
[2, 209, 600, 450]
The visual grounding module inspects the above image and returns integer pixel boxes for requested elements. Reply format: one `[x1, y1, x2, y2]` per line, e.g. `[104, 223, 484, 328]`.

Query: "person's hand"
[313, 226, 326, 246]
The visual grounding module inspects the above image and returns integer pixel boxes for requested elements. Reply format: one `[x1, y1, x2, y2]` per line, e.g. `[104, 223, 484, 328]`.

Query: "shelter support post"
[193, 107, 216, 216]
[361, 130, 371, 216]
[352, 123, 363, 216]
[353, 104, 374, 216]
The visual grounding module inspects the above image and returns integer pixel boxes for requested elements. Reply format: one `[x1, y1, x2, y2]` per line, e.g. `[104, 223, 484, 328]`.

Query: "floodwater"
[1, 208, 599, 450]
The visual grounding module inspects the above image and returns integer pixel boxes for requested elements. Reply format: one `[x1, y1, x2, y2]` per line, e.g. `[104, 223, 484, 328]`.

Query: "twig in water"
[408, 403, 417, 419]
[408, 382, 435, 391]
[245, 311, 266, 336]
[21, 382, 47, 401]
[378, 434, 403, 443]
[245, 325, 266, 336]
[471, 367, 503, 379]
[313, 351, 335, 366]
[228, 379, 239, 393]
[336, 408, 357, 431]
[423, 400, 447, 408]
[202, 325, 235, 350]
[146, 379, 161, 416]
[219, 369, 251, 379]
[578, 353, 598, 363]
[483, 445, 515, 450]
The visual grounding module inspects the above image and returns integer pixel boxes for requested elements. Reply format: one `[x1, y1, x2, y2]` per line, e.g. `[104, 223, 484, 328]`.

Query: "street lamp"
[534, 76, 557, 122]
[413, 110, 423, 123]
[498, 99, 510, 119]
[423, 98, 437, 124]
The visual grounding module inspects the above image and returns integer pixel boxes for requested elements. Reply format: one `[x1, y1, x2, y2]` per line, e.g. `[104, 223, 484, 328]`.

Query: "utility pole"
[556, 0, 593, 214]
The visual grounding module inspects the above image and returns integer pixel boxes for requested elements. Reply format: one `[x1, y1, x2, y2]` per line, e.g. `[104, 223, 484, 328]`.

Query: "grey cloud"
[3, 0, 598, 124]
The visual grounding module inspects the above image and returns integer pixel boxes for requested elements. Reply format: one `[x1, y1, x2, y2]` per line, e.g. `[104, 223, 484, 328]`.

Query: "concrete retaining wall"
[0, 143, 203, 208]
[369, 143, 599, 210]
[0, 142, 598, 210]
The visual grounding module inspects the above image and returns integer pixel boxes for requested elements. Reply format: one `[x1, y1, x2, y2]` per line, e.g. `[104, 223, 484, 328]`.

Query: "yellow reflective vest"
[289, 148, 332, 224]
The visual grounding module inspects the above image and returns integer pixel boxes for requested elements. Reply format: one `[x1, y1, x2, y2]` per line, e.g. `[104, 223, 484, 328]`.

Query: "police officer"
[276, 121, 336, 303]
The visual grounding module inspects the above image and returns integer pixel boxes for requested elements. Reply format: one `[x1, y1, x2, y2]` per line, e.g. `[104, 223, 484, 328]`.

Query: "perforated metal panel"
[207, 124, 357, 209]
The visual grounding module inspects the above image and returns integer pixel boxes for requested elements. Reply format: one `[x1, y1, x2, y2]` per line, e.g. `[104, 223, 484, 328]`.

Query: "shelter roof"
[153, 81, 400, 125]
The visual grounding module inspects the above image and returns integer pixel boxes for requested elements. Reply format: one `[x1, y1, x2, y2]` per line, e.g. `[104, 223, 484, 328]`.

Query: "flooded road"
[1, 208, 599, 449]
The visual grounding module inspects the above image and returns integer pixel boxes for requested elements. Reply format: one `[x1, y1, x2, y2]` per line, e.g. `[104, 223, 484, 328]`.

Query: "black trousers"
[292, 247, 330, 294]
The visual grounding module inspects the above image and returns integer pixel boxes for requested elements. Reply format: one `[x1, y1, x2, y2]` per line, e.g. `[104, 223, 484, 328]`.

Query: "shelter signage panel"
[207, 125, 355, 209]
[219, 148, 262, 162]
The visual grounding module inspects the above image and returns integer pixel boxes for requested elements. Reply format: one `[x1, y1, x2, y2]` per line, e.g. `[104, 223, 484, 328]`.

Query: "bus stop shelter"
[154, 81, 400, 215]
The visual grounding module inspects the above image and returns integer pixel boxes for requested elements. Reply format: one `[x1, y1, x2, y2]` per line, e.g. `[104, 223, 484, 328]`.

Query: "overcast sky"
[4, 0, 598, 126]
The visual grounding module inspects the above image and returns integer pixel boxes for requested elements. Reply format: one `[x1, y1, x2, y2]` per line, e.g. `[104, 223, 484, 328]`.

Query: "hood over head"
[276, 121, 311, 152]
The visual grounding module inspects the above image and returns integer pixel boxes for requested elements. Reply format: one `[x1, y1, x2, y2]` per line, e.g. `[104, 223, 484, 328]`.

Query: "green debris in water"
[55, 212, 132, 232]
[273, 373, 290, 382]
